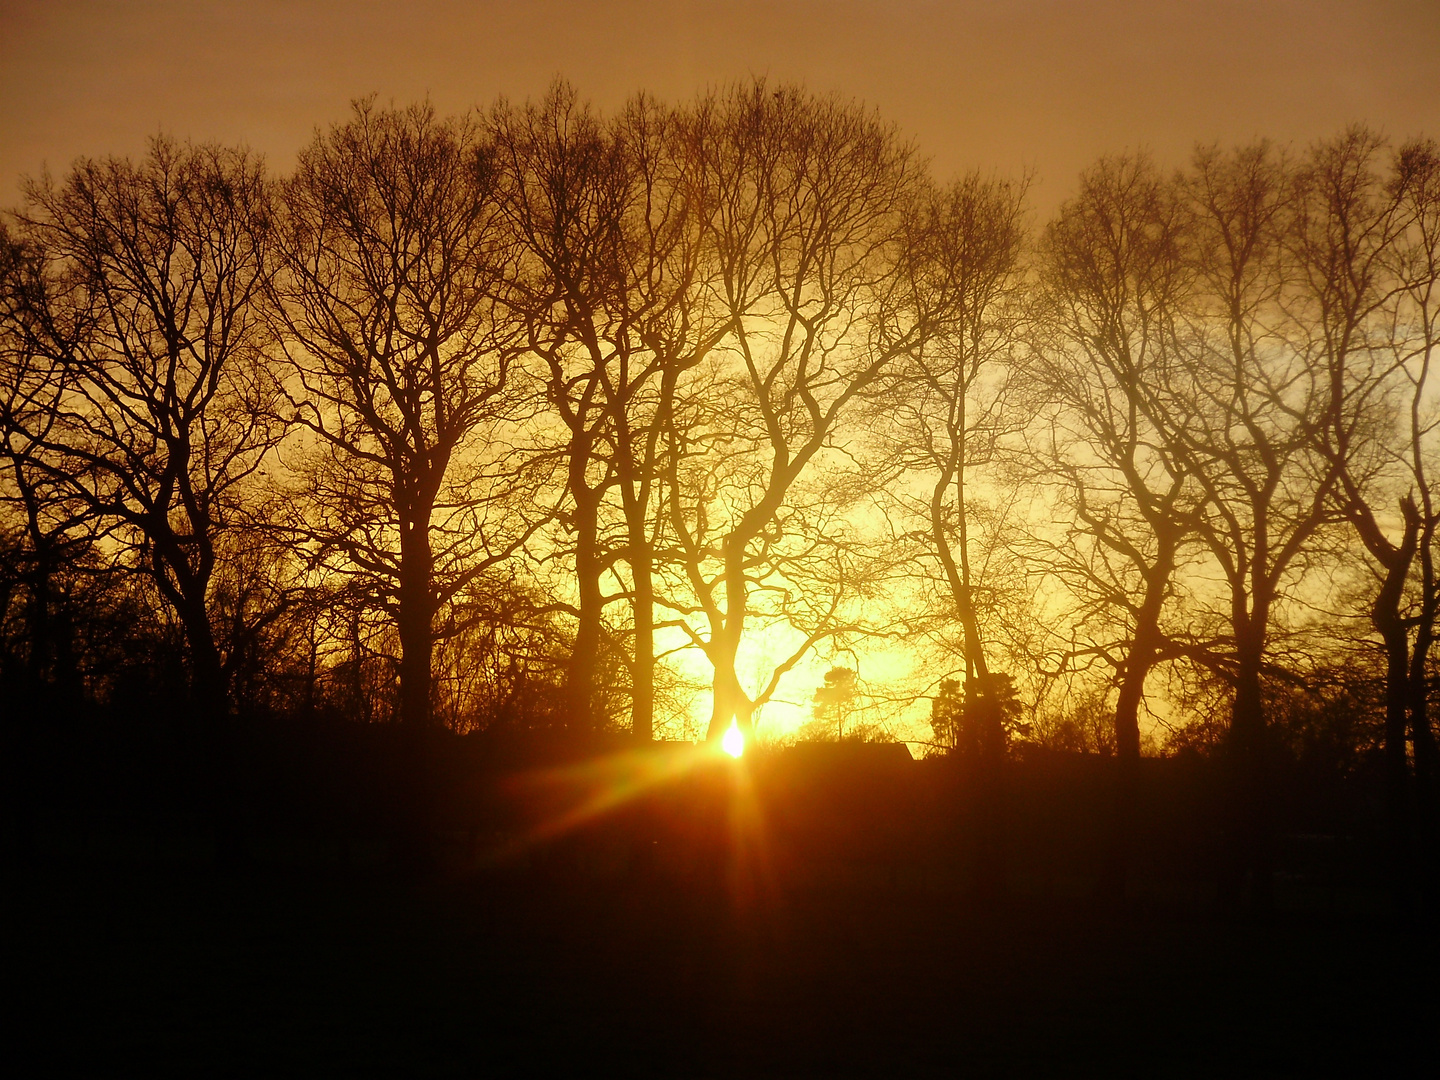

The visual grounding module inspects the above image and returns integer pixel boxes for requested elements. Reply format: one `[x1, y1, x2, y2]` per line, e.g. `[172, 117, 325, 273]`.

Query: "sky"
[3, 0, 1440, 216]
[3, 0, 1439, 741]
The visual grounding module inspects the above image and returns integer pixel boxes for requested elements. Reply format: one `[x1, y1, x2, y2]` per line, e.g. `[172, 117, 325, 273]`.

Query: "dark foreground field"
[6, 860, 1434, 1078]
[5, 732, 1437, 1076]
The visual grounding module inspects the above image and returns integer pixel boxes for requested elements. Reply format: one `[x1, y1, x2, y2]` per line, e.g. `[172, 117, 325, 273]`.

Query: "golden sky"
[4, 0, 1438, 744]
[3, 0, 1439, 213]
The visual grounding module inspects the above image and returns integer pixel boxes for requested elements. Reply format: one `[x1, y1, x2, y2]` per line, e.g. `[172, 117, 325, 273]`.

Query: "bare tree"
[605, 96, 730, 739]
[875, 170, 1031, 756]
[1034, 152, 1202, 896]
[1389, 139, 1440, 897]
[0, 224, 87, 697]
[492, 85, 725, 736]
[2, 139, 277, 724]
[490, 87, 626, 733]
[1163, 142, 1340, 910]
[662, 83, 941, 742]
[1294, 128, 1440, 906]
[271, 99, 535, 733]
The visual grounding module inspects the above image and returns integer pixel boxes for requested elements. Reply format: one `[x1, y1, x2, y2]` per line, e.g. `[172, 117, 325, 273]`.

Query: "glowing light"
[722, 720, 745, 758]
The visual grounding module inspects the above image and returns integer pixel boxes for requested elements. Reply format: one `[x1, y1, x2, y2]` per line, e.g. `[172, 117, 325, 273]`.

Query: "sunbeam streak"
[489, 738, 779, 912]
[498, 742, 735, 854]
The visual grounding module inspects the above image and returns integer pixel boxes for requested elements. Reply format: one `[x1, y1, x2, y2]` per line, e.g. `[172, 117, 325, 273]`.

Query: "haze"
[3, 0, 1439, 211]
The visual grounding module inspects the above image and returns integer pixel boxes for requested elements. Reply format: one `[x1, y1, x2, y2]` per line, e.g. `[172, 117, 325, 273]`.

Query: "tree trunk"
[171, 583, 227, 719]
[25, 551, 51, 687]
[395, 516, 439, 874]
[1101, 637, 1150, 903]
[707, 663, 754, 741]
[1369, 511, 1418, 917]
[172, 586, 244, 868]
[631, 544, 655, 741]
[1378, 614, 1414, 916]
[1100, 540, 1173, 903]
[2, 566, 35, 867]
[1408, 581, 1439, 912]
[569, 486, 604, 731]
[1349, 497, 1420, 915]
[1412, 690, 1440, 912]
[960, 692, 1006, 902]
[1224, 639, 1272, 914]
[706, 542, 751, 742]
[397, 521, 436, 730]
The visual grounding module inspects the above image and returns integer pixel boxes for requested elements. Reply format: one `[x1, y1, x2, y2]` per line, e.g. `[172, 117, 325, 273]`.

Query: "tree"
[2, 139, 278, 727]
[0, 223, 91, 701]
[874, 169, 1031, 764]
[665, 82, 939, 743]
[929, 677, 965, 752]
[1164, 142, 1341, 909]
[929, 672, 1024, 755]
[812, 664, 858, 739]
[1035, 152, 1201, 896]
[1388, 138, 1440, 900]
[492, 85, 724, 736]
[1294, 128, 1440, 908]
[271, 99, 536, 732]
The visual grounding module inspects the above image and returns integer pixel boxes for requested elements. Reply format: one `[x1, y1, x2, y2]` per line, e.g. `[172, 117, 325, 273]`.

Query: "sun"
[722, 719, 745, 758]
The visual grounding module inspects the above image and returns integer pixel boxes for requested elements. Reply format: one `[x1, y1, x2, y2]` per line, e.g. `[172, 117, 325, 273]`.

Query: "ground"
[7, 862, 1433, 1077]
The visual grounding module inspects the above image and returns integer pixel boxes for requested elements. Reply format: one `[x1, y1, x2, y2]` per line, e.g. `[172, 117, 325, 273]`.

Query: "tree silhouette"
[271, 99, 539, 732]
[3, 141, 277, 702]
[1035, 151, 1202, 898]
[1, 140, 279, 860]
[664, 82, 941, 742]
[812, 665, 858, 739]
[1294, 128, 1440, 907]
[5, 83, 1440, 928]
[874, 170, 1031, 766]
[1169, 143, 1342, 910]
[0, 223, 94, 700]
[492, 85, 725, 736]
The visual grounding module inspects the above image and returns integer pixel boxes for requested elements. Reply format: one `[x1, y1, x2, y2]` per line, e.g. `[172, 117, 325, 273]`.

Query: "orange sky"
[5, 0, 1436, 744]
[3, 0, 1439, 213]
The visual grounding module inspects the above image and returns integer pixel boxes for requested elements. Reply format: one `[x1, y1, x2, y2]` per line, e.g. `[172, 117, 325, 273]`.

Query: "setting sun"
[722, 720, 745, 758]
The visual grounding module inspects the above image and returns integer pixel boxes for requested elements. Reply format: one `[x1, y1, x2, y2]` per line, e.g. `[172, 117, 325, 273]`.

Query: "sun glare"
[722, 720, 745, 758]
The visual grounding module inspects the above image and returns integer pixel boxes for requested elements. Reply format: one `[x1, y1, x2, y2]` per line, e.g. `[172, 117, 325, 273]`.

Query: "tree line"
[2, 82, 1438, 902]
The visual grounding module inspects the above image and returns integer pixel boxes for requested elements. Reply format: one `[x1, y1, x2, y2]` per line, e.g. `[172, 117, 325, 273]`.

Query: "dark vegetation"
[3, 81, 1439, 1073]
[5, 729, 1431, 1075]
